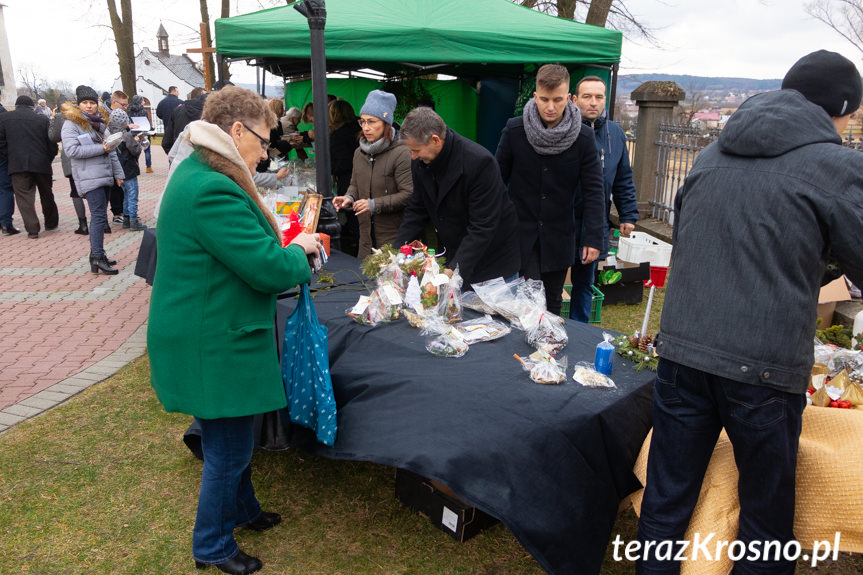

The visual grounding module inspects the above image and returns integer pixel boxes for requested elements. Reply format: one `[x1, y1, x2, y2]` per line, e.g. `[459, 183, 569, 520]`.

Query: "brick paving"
[0, 147, 167, 432]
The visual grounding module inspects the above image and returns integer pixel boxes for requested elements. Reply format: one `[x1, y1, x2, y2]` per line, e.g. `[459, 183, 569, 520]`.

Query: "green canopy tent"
[215, 0, 623, 150]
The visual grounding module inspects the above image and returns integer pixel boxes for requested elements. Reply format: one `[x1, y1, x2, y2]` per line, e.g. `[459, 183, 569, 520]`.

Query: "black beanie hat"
[76, 85, 99, 105]
[15, 95, 34, 107]
[782, 50, 863, 117]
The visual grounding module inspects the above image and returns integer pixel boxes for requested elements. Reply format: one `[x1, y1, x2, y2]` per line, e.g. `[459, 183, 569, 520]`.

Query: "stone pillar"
[630, 82, 685, 218]
[0, 4, 16, 109]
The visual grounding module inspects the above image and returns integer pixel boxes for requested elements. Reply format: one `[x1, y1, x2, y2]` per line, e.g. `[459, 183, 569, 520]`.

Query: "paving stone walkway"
[0, 147, 166, 432]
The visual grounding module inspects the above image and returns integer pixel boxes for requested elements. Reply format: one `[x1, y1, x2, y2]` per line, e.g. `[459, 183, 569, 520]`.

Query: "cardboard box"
[394, 468, 499, 542]
[817, 277, 852, 327]
[595, 261, 651, 306]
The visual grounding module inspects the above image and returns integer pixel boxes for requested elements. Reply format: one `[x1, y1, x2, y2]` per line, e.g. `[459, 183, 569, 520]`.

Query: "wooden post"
[186, 23, 215, 91]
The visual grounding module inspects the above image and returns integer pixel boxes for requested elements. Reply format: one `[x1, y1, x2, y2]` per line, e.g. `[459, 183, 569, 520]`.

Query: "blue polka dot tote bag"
[281, 283, 338, 446]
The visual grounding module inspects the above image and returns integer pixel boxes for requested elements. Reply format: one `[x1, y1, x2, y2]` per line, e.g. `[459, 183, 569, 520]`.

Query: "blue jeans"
[0, 153, 14, 228]
[122, 177, 139, 219]
[193, 416, 263, 565]
[144, 146, 152, 168]
[569, 260, 597, 323]
[636, 358, 806, 575]
[84, 186, 109, 258]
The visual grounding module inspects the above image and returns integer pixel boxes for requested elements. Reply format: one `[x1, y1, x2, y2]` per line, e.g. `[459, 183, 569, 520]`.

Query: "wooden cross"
[186, 22, 216, 91]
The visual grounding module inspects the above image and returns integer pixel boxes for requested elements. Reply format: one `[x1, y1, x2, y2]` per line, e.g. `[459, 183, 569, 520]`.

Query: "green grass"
[1, 286, 859, 574]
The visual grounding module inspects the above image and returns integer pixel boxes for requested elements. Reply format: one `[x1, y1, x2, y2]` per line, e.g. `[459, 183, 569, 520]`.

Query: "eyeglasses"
[117, 102, 128, 108]
[242, 122, 271, 151]
[357, 118, 381, 127]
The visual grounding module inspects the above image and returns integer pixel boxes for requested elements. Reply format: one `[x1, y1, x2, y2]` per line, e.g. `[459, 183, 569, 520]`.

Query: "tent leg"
[609, 62, 619, 122]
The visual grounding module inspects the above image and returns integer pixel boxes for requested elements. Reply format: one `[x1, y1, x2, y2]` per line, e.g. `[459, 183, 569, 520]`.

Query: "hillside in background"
[617, 74, 782, 96]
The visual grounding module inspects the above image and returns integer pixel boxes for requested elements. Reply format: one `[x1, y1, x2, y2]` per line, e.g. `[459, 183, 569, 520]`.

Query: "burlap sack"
[631, 407, 863, 575]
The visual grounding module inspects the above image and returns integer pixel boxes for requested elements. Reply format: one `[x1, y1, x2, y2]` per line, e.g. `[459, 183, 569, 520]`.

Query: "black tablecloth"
[274, 262, 653, 575]
[183, 253, 654, 574]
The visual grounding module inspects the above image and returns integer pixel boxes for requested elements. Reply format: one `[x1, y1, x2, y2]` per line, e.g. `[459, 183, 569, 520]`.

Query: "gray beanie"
[108, 109, 129, 134]
[782, 50, 863, 117]
[76, 85, 99, 105]
[360, 90, 397, 125]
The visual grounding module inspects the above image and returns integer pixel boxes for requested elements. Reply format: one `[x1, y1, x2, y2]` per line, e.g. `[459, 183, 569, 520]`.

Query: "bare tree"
[585, 0, 613, 27]
[676, 80, 708, 128]
[106, 0, 136, 95]
[220, 0, 232, 81]
[516, 0, 658, 45]
[806, 0, 863, 55]
[17, 65, 46, 100]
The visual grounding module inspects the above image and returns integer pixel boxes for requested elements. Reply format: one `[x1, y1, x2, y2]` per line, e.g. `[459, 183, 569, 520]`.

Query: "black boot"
[90, 254, 118, 275]
[75, 218, 89, 235]
[104, 222, 111, 234]
[195, 550, 262, 574]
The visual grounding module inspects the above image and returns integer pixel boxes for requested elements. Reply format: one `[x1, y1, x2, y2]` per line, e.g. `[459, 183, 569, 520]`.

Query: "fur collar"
[61, 101, 109, 132]
[186, 121, 281, 237]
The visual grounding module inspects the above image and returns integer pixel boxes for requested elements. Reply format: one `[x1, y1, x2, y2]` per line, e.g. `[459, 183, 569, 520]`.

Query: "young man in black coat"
[495, 64, 604, 316]
[0, 96, 59, 238]
[395, 107, 520, 288]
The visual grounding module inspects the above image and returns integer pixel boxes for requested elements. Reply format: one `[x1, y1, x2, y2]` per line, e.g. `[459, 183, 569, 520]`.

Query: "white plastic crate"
[618, 232, 672, 267]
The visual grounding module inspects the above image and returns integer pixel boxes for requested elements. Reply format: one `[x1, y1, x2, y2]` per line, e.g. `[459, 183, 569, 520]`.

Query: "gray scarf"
[359, 125, 395, 156]
[522, 98, 582, 155]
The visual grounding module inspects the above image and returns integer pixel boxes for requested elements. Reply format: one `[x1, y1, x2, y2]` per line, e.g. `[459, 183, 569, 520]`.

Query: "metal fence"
[650, 122, 719, 224]
[632, 118, 861, 226]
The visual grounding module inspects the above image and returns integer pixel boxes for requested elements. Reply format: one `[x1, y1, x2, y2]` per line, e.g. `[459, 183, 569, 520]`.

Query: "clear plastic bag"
[460, 291, 498, 315]
[471, 277, 546, 330]
[572, 362, 616, 388]
[514, 351, 568, 385]
[437, 267, 464, 323]
[453, 314, 511, 344]
[420, 316, 469, 358]
[524, 310, 568, 354]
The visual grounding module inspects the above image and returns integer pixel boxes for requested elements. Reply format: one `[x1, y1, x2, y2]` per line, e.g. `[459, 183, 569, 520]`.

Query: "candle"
[641, 285, 655, 337]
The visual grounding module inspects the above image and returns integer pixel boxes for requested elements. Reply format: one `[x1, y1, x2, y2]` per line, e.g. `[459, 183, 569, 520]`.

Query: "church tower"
[157, 23, 170, 56]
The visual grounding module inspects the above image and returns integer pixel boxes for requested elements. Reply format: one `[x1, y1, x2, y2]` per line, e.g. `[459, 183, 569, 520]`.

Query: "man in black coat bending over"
[395, 107, 520, 288]
[495, 64, 604, 316]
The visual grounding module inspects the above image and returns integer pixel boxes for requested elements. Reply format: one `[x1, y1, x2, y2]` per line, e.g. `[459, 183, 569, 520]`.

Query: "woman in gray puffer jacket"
[61, 85, 125, 275]
[49, 96, 89, 235]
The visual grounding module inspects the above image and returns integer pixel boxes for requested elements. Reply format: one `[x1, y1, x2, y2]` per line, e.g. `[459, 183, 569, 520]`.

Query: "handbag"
[281, 283, 338, 446]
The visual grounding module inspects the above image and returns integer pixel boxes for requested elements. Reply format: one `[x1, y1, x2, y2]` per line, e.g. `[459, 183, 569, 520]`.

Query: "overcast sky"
[2, 0, 860, 92]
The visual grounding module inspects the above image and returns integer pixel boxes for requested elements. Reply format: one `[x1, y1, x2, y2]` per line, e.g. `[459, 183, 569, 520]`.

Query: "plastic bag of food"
[420, 315, 469, 358]
[453, 314, 511, 344]
[378, 258, 406, 290]
[514, 351, 567, 385]
[346, 294, 385, 326]
[460, 290, 498, 315]
[437, 267, 463, 323]
[524, 309, 568, 354]
[572, 362, 616, 388]
[372, 283, 403, 321]
[471, 276, 545, 329]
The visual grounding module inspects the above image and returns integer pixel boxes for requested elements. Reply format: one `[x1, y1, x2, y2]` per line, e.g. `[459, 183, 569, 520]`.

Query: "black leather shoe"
[104, 256, 117, 266]
[27, 232, 38, 239]
[45, 223, 58, 231]
[244, 511, 281, 532]
[195, 550, 262, 574]
[104, 223, 112, 234]
[1, 226, 20, 236]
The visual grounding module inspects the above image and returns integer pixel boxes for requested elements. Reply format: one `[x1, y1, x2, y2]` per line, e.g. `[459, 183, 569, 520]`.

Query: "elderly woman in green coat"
[148, 86, 320, 575]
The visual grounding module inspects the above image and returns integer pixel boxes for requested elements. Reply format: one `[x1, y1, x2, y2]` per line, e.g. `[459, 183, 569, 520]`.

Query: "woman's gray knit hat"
[76, 85, 100, 105]
[360, 90, 397, 125]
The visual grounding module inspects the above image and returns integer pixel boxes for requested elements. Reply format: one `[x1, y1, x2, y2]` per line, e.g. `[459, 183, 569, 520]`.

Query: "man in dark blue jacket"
[155, 86, 182, 126]
[572, 76, 640, 321]
[396, 106, 520, 289]
[636, 51, 863, 573]
[495, 64, 604, 315]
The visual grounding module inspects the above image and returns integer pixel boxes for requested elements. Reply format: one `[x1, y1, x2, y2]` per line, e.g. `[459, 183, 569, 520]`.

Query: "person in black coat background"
[162, 88, 207, 157]
[0, 96, 59, 238]
[496, 64, 604, 315]
[395, 107, 520, 288]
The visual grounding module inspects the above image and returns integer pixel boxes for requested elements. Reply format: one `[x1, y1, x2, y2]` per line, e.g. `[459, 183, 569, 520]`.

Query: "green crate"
[561, 285, 604, 323]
